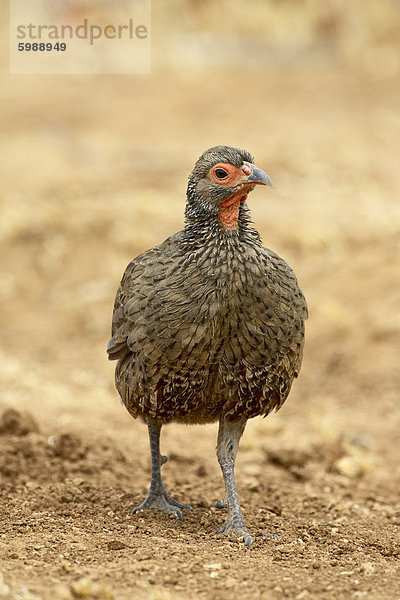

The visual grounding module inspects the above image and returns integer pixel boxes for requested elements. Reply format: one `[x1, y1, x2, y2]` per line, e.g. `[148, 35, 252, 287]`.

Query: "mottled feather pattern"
[107, 146, 307, 547]
[109, 204, 307, 424]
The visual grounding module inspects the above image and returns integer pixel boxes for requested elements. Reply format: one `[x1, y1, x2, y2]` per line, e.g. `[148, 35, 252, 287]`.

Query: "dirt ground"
[1, 2, 400, 599]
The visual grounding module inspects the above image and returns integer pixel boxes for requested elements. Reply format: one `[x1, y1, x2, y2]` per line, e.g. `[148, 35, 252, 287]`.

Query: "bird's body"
[108, 146, 307, 546]
[111, 220, 305, 424]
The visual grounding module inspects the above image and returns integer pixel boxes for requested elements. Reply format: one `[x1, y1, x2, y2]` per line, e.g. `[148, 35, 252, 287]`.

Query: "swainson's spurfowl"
[107, 146, 307, 546]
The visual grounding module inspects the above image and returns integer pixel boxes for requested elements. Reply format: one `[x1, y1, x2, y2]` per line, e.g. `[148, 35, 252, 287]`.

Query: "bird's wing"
[107, 232, 187, 362]
[260, 247, 308, 376]
[235, 247, 308, 378]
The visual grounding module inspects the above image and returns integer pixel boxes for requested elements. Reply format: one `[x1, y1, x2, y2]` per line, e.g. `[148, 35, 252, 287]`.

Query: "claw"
[216, 518, 253, 547]
[133, 503, 183, 521]
[164, 490, 193, 512]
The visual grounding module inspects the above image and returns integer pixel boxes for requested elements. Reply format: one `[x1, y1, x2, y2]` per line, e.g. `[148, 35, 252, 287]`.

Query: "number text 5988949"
[18, 43, 67, 52]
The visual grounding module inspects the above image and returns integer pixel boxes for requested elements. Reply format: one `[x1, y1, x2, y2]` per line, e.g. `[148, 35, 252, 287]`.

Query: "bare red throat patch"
[219, 193, 248, 230]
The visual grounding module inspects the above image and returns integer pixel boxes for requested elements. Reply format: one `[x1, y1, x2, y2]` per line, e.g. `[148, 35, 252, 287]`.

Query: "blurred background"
[1, 0, 400, 492]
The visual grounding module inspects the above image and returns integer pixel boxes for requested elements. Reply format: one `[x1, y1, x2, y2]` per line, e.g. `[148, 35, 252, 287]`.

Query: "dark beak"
[243, 162, 273, 187]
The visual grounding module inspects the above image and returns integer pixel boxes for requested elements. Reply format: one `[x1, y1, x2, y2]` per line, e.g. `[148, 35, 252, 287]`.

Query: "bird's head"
[186, 145, 272, 231]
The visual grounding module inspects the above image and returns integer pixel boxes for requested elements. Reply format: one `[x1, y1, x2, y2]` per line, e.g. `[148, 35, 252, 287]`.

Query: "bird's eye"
[215, 168, 228, 179]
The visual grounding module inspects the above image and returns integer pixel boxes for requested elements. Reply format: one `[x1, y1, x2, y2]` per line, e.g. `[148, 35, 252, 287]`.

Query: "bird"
[107, 145, 307, 547]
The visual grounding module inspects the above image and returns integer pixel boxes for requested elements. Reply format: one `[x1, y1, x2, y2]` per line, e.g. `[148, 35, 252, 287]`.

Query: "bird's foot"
[132, 488, 192, 521]
[216, 514, 253, 547]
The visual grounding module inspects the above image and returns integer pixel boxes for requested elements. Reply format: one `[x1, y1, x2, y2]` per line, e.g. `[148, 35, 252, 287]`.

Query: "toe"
[132, 502, 148, 515]
[164, 492, 193, 512]
[170, 500, 193, 511]
[216, 519, 253, 547]
[131, 492, 191, 520]
[235, 527, 253, 547]
[172, 507, 184, 521]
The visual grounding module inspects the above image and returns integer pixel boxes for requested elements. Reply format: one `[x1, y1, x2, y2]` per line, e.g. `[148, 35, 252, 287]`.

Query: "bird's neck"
[183, 188, 262, 250]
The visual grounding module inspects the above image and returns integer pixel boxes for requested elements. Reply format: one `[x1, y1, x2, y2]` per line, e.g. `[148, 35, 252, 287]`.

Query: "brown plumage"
[108, 145, 307, 546]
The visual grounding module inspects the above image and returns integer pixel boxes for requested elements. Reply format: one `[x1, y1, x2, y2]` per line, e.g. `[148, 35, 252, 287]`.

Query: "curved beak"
[243, 161, 273, 187]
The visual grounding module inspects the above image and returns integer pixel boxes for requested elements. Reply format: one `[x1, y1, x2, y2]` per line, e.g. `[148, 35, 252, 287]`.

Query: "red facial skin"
[207, 162, 254, 231]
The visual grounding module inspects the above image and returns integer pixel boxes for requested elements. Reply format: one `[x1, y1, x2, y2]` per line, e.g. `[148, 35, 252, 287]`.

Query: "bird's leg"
[215, 418, 245, 510]
[132, 421, 192, 521]
[215, 417, 252, 547]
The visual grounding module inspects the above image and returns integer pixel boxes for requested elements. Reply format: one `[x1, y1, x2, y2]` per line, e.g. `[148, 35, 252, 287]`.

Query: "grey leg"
[132, 421, 192, 520]
[216, 417, 252, 547]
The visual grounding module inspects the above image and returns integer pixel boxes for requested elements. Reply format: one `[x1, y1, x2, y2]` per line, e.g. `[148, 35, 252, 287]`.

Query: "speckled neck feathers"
[183, 180, 262, 250]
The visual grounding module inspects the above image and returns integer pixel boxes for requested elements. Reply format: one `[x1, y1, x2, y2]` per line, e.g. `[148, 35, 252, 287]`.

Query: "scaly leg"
[216, 417, 252, 547]
[132, 421, 192, 521]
